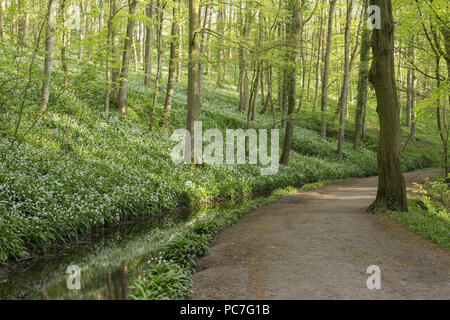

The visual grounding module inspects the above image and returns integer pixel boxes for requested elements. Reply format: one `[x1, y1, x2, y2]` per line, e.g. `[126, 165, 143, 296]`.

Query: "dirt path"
[192, 169, 450, 299]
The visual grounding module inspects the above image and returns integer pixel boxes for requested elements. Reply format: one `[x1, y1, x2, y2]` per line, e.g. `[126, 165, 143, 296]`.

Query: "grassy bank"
[0, 66, 443, 264]
[383, 176, 450, 250]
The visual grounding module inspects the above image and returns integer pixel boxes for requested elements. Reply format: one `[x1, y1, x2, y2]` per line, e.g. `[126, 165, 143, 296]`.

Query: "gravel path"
[192, 169, 450, 299]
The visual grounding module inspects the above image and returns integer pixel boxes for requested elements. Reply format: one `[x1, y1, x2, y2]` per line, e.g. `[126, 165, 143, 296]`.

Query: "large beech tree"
[368, 0, 407, 212]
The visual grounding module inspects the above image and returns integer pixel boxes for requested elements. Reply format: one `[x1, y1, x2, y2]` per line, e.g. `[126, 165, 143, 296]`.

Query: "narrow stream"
[0, 200, 246, 299]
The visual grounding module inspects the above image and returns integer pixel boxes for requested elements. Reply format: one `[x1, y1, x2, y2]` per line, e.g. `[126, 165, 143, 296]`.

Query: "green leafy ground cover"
[0, 67, 442, 264]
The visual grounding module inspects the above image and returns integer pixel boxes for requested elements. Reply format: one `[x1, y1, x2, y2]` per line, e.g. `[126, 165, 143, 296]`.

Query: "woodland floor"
[191, 169, 450, 299]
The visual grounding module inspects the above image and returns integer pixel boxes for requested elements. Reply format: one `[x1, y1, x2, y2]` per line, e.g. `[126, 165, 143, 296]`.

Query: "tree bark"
[367, 0, 407, 212]
[337, 0, 353, 157]
[354, 0, 371, 150]
[186, 0, 201, 164]
[149, 0, 164, 130]
[199, 4, 211, 111]
[280, 0, 302, 166]
[313, 3, 325, 113]
[238, 3, 250, 113]
[162, 0, 179, 131]
[60, 0, 69, 89]
[111, 0, 121, 98]
[320, 0, 337, 139]
[117, 0, 139, 117]
[143, 1, 153, 86]
[39, 0, 57, 112]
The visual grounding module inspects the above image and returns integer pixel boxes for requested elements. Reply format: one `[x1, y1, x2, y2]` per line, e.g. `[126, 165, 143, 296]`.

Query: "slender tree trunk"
[117, 0, 139, 117]
[296, 18, 306, 113]
[313, 3, 325, 113]
[104, 0, 114, 116]
[0, 1, 4, 40]
[111, 0, 121, 98]
[367, 0, 407, 212]
[78, 1, 85, 59]
[144, 1, 153, 86]
[60, 0, 69, 89]
[17, 0, 28, 48]
[204, 8, 212, 76]
[187, 0, 201, 164]
[238, 3, 249, 112]
[162, 0, 179, 131]
[39, 0, 57, 112]
[354, 0, 370, 149]
[280, 0, 302, 165]
[250, 62, 261, 121]
[409, 40, 416, 139]
[320, 0, 337, 139]
[149, 0, 164, 130]
[199, 4, 210, 111]
[177, 23, 183, 82]
[337, 0, 353, 157]
[216, 6, 225, 88]
[406, 68, 412, 127]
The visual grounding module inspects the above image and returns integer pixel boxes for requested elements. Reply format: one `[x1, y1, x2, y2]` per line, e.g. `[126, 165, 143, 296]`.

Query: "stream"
[0, 200, 246, 300]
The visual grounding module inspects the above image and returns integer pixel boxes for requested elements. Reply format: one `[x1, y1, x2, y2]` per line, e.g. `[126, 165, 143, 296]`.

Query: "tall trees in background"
[1, 0, 447, 191]
[368, 0, 407, 212]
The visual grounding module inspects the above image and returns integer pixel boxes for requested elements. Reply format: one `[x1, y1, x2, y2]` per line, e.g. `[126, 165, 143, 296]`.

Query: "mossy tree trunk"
[280, 0, 302, 166]
[367, 0, 407, 212]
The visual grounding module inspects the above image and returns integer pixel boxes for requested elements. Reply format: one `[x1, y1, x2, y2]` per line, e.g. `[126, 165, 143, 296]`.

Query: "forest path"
[191, 169, 450, 299]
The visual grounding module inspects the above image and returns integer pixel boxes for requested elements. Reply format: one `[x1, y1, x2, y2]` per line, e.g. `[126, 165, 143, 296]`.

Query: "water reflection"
[0, 200, 247, 300]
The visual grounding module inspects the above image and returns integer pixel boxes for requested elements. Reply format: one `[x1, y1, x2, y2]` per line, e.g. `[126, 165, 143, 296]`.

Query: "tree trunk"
[78, 1, 85, 60]
[117, 0, 139, 117]
[149, 0, 164, 130]
[143, 1, 153, 86]
[162, 0, 179, 131]
[111, 0, 121, 98]
[354, 0, 371, 150]
[39, 0, 57, 112]
[104, 0, 114, 116]
[313, 3, 325, 113]
[216, 6, 225, 88]
[177, 23, 183, 82]
[186, 0, 200, 164]
[0, 1, 4, 40]
[337, 0, 353, 157]
[409, 41, 416, 139]
[367, 0, 407, 212]
[199, 4, 211, 111]
[238, 3, 250, 112]
[17, 0, 28, 48]
[320, 0, 337, 140]
[280, 0, 302, 166]
[60, 0, 69, 89]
